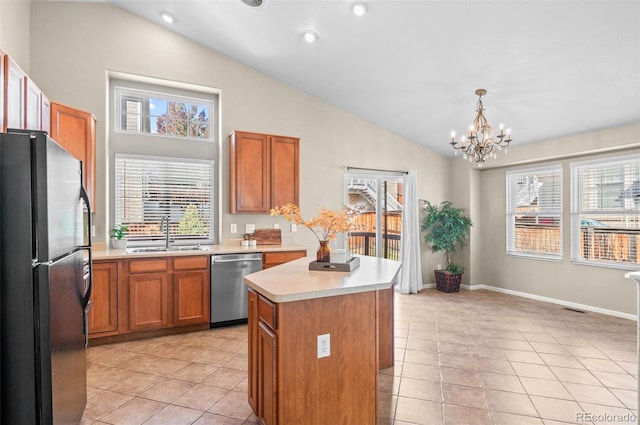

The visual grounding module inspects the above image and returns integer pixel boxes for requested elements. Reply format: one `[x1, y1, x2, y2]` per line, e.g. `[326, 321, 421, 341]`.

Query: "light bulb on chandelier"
[450, 89, 512, 167]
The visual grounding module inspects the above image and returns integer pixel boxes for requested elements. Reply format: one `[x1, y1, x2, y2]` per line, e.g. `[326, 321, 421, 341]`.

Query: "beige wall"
[27, 1, 450, 271]
[0, 0, 30, 72]
[471, 123, 640, 316]
[8, 1, 639, 316]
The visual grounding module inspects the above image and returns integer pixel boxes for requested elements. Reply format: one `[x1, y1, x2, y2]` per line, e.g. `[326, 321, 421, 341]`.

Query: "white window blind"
[571, 155, 640, 268]
[115, 154, 215, 244]
[506, 165, 562, 260]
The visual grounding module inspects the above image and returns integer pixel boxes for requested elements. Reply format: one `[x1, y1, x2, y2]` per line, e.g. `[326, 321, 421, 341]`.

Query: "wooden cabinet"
[4, 56, 25, 131]
[247, 290, 384, 424]
[248, 289, 259, 413]
[88, 261, 119, 336]
[50, 101, 96, 212]
[229, 130, 299, 213]
[0, 49, 5, 132]
[89, 255, 211, 343]
[25, 78, 50, 132]
[262, 250, 306, 270]
[128, 258, 170, 332]
[257, 320, 277, 425]
[253, 294, 278, 425]
[173, 256, 210, 326]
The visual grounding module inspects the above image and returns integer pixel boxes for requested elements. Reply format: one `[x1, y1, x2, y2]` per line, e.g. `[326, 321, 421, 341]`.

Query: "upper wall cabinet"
[50, 101, 97, 212]
[0, 49, 5, 132]
[229, 130, 299, 214]
[4, 56, 25, 131]
[2, 54, 50, 133]
[26, 77, 50, 133]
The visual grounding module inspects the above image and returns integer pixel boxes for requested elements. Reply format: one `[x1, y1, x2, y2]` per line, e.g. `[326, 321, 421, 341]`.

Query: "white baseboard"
[467, 284, 636, 321]
[421, 282, 635, 321]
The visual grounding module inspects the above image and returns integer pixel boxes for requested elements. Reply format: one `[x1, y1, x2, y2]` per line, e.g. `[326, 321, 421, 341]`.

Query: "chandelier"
[450, 89, 512, 167]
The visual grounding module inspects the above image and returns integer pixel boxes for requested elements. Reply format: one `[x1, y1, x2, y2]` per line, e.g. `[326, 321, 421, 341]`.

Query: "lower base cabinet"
[89, 255, 210, 342]
[88, 261, 118, 336]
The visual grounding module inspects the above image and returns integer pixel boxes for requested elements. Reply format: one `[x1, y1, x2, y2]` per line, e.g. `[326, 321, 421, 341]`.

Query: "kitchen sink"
[125, 245, 208, 254]
[169, 245, 208, 251]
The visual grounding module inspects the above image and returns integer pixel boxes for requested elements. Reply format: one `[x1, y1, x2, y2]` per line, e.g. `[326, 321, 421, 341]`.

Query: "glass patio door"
[344, 173, 404, 260]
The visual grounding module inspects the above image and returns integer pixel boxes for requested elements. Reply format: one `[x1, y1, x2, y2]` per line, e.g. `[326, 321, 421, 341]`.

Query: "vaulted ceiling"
[103, 0, 639, 157]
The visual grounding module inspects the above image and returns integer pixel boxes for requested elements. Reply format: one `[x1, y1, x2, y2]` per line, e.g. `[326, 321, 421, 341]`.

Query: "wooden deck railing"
[514, 224, 640, 265]
[348, 232, 401, 260]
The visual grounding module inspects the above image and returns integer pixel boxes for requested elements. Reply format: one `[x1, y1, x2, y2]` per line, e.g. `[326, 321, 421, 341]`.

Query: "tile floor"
[82, 289, 638, 425]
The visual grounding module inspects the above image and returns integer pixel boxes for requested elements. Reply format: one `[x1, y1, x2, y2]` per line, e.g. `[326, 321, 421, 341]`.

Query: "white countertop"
[93, 243, 307, 260]
[244, 255, 402, 303]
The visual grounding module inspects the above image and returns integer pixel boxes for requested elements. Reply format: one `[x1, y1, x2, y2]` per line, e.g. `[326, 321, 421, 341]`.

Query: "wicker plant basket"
[434, 270, 462, 293]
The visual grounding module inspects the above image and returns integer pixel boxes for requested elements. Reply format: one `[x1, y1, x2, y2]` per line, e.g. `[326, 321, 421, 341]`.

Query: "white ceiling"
[105, 0, 639, 157]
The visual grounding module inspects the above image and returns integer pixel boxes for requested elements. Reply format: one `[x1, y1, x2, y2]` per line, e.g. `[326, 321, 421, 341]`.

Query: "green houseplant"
[420, 200, 473, 292]
[110, 224, 128, 250]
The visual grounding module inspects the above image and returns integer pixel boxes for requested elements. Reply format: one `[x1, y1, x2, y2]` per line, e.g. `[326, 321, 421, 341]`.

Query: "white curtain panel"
[398, 171, 423, 294]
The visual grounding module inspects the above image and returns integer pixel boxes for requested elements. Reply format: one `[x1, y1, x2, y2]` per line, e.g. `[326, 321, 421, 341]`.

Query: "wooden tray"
[308, 256, 360, 272]
[251, 228, 282, 245]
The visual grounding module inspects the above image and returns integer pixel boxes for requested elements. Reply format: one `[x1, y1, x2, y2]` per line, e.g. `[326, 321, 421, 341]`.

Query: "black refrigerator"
[0, 129, 93, 424]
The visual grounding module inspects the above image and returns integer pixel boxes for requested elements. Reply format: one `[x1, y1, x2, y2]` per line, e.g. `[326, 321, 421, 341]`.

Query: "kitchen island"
[244, 255, 401, 425]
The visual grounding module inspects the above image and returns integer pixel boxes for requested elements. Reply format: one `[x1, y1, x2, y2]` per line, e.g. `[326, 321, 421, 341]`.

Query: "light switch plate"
[273, 223, 280, 229]
[246, 224, 255, 233]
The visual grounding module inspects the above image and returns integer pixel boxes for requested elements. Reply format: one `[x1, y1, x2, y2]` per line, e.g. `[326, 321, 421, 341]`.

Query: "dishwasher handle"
[212, 257, 262, 264]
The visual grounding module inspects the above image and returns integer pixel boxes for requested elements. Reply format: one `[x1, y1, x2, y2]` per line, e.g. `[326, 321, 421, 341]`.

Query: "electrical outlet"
[246, 224, 255, 233]
[291, 223, 297, 232]
[437, 264, 442, 270]
[230, 224, 237, 234]
[273, 223, 280, 229]
[317, 333, 330, 358]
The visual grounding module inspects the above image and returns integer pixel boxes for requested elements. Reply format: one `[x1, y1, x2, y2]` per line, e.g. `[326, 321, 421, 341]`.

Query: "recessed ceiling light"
[241, 0, 263, 6]
[160, 11, 175, 24]
[301, 30, 319, 43]
[351, 2, 368, 16]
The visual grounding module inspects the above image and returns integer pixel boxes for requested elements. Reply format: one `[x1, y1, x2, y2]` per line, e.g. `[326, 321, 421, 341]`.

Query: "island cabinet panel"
[128, 272, 170, 332]
[258, 321, 278, 425]
[248, 290, 379, 424]
[278, 292, 377, 425]
[50, 101, 97, 212]
[88, 261, 118, 335]
[248, 289, 259, 413]
[376, 287, 395, 369]
[229, 130, 300, 214]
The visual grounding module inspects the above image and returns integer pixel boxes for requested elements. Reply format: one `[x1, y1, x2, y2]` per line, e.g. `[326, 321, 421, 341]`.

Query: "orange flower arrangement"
[270, 203, 361, 243]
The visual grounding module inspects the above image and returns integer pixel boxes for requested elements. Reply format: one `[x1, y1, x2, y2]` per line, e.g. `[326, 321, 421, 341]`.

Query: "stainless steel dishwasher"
[210, 253, 262, 327]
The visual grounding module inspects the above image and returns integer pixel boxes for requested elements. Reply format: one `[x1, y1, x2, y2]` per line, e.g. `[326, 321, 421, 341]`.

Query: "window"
[116, 86, 213, 140]
[506, 165, 562, 260]
[115, 154, 215, 245]
[571, 155, 640, 268]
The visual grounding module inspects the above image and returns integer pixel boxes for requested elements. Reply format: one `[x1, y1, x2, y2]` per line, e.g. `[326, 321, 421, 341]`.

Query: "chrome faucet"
[161, 215, 171, 249]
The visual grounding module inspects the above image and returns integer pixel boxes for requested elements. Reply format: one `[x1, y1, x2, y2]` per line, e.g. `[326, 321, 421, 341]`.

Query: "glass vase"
[316, 240, 331, 262]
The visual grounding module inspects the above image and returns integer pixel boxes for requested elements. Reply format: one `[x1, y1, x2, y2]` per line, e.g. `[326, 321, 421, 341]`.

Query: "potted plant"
[420, 200, 473, 293]
[111, 224, 128, 250]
